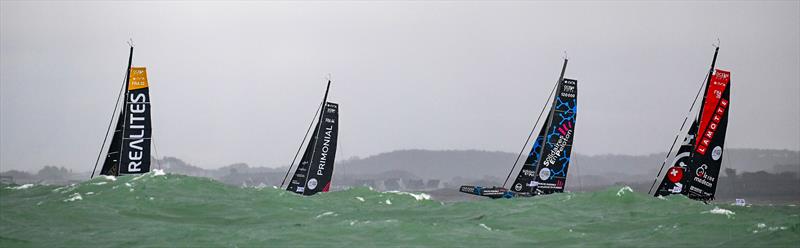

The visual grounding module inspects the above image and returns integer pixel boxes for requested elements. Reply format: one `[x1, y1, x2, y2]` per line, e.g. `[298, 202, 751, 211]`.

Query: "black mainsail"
[460, 59, 578, 199]
[92, 46, 153, 177]
[651, 47, 731, 202]
[283, 81, 339, 196]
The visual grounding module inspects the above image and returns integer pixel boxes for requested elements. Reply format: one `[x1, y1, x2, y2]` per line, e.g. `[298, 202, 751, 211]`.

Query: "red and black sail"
[654, 50, 731, 201]
[686, 69, 730, 200]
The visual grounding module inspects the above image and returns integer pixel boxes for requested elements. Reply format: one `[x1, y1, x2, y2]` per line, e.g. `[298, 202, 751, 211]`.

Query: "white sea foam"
[8, 184, 34, 190]
[131, 173, 147, 181]
[616, 186, 633, 197]
[125, 183, 133, 187]
[101, 175, 117, 181]
[86, 192, 94, 195]
[479, 223, 493, 231]
[355, 197, 365, 202]
[52, 186, 67, 193]
[385, 199, 392, 205]
[92, 182, 108, 186]
[152, 169, 166, 176]
[385, 191, 432, 201]
[315, 212, 335, 219]
[703, 207, 735, 218]
[64, 193, 82, 202]
[757, 223, 767, 229]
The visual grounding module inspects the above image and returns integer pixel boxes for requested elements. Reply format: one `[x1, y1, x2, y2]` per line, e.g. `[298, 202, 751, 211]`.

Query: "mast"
[114, 45, 135, 176]
[695, 46, 719, 148]
[688, 46, 719, 166]
[91, 45, 133, 178]
[502, 58, 567, 189]
[649, 45, 720, 196]
[533, 59, 568, 179]
[301, 80, 332, 189]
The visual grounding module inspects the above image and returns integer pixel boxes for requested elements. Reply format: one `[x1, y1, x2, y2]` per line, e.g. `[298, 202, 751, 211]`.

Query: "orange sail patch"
[128, 67, 149, 90]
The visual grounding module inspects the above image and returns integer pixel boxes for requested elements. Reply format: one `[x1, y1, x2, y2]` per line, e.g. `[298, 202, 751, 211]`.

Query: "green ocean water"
[1, 172, 798, 247]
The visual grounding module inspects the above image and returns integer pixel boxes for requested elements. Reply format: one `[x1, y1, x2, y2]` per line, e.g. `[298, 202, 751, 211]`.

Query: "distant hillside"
[337, 148, 800, 182]
[2, 148, 797, 202]
[338, 149, 514, 180]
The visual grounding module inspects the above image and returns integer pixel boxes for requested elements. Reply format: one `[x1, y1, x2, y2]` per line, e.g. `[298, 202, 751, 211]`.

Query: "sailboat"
[649, 45, 731, 202]
[91, 44, 153, 178]
[461, 58, 578, 198]
[280, 80, 339, 196]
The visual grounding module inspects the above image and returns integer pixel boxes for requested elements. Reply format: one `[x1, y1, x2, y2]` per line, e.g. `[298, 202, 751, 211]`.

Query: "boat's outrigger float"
[461, 58, 578, 199]
[459, 186, 533, 199]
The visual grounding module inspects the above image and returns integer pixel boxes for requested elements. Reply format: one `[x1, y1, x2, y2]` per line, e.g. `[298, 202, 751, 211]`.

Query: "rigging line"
[152, 138, 162, 170]
[502, 78, 559, 188]
[647, 69, 710, 195]
[336, 119, 345, 190]
[90, 56, 131, 179]
[572, 142, 582, 192]
[279, 102, 323, 188]
[148, 79, 162, 171]
[115, 46, 135, 177]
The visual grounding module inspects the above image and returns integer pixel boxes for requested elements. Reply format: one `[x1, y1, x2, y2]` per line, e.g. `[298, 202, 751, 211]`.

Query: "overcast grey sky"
[1, 1, 798, 172]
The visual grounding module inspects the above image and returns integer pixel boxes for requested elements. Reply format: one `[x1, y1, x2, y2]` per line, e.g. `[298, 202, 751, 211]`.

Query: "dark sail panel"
[119, 67, 152, 174]
[654, 70, 730, 201]
[287, 102, 339, 196]
[510, 111, 551, 195]
[532, 78, 578, 194]
[99, 112, 125, 176]
[286, 125, 319, 194]
[686, 69, 730, 201]
[654, 120, 698, 197]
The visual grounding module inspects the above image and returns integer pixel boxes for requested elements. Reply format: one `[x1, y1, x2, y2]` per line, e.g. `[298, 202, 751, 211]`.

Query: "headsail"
[286, 102, 339, 195]
[510, 111, 551, 195]
[99, 113, 125, 176]
[653, 121, 698, 196]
